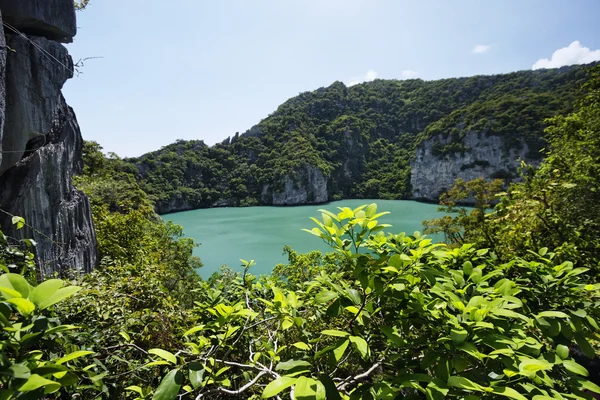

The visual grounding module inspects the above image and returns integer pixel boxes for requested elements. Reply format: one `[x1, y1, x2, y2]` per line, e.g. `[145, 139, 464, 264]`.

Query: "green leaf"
[262, 376, 297, 398]
[275, 359, 311, 372]
[38, 286, 82, 310]
[556, 344, 569, 359]
[125, 386, 145, 396]
[447, 376, 483, 392]
[152, 369, 183, 400]
[349, 336, 368, 358]
[29, 280, 64, 306]
[12, 216, 25, 229]
[187, 361, 204, 387]
[451, 328, 468, 345]
[149, 349, 177, 365]
[9, 364, 31, 379]
[346, 289, 361, 305]
[536, 311, 569, 319]
[491, 386, 527, 400]
[295, 376, 320, 400]
[333, 340, 350, 362]
[292, 342, 312, 351]
[518, 359, 552, 376]
[577, 378, 600, 394]
[6, 298, 35, 315]
[0, 273, 30, 298]
[55, 350, 94, 365]
[426, 379, 449, 400]
[315, 290, 338, 304]
[365, 203, 377, 218]
[18, 374, 61, 394]
[321, 329, 349, 337]
[563, 359, 589, 376]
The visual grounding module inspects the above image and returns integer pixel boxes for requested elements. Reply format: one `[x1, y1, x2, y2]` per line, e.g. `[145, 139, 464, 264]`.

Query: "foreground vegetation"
[1, 68, 600, 399]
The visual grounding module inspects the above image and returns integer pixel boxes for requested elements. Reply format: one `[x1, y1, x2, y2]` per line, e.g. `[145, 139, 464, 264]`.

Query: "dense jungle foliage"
[121, 64, 596, 213]
[1, 65, 600, 399]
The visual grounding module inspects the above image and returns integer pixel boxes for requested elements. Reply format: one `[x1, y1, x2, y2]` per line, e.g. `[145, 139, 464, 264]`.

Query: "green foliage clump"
[134, 204, 600, 399]
[0, 222, 96, 398]
[425, 65, 600, 268]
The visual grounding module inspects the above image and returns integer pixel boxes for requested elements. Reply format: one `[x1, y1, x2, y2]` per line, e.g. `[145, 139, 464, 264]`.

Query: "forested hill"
[125, 63, 596, 214]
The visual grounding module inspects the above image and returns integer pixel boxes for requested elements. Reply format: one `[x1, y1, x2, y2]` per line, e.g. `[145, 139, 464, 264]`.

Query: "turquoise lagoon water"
[163, 199, 444, 278]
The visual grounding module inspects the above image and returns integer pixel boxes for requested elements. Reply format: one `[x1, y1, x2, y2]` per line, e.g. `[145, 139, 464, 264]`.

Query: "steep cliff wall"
[0, 0, 96, 275]
[410, 132, 533, 200]
[261, 165, 329, 206]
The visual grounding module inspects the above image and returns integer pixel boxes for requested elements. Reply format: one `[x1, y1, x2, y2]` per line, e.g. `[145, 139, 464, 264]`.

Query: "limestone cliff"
[0, 0, 96, 275]
[261, 165, 329, 206]
[410, 132, 534, 201]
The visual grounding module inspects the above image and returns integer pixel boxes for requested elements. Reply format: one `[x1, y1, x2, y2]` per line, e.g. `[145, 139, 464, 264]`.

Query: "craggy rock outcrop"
[0, 0, 76, 43]
[410, 132, 531, 201]
[0, 2, 96, 275]
[261, 165, 329, 206]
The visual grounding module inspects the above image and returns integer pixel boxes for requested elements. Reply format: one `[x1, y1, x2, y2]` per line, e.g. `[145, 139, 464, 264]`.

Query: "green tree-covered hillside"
[127, 64, 595, 213]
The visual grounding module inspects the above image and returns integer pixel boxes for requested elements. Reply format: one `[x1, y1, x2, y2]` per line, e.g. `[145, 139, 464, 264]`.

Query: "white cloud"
[348, 69, 378, 86]
[472, 44, 491, 54]
[400, 70, 419, 79]
[532, 41, 600, 70]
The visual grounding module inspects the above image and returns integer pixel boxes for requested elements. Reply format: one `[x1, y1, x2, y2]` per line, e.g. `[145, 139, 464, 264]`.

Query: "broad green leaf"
[321, 329, 349, 337]
[262, 376, 297, 398]
[292, 342, 311, 351]
[563, 360, 589, 376]
[315, 291, 338, 304]
[518, 359, 553, 376]
[38, 286, 82, 310]
[6, 298, 35, 315]
[577, 378, 600, 394]
[295, 376, 319, 400]
[556, 344, 569, 359]
[491, 386, 527, 400]
[275, 359, 311, 371]
[152, 369, 183, 400]
[45, 325, 80, 335]
[188, 362, 205, 389]
[55, 350, 94, 365]
[365, 203, 377, 218]
[447, 376, 483, 392]
[29, 280, 64, 306]
[9, 364, 31, 379]
[125, 386, 145, 396]
[451, 329, 468, 345]
[349, 336, 368, 358]
[333, 340, 350, 362]
[0, 273, 30, 298]
[18, 374, 60, 394]
[536, 311, 569, 319]
[183, 326, 204, 336]
[149, 349, 177, 365]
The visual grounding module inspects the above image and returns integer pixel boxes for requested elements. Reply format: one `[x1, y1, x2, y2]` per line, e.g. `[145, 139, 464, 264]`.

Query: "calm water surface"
[163, 200, 443, 278]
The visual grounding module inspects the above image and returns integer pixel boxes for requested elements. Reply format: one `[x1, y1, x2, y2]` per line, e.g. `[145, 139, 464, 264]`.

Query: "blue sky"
[62, 0, 600, 157]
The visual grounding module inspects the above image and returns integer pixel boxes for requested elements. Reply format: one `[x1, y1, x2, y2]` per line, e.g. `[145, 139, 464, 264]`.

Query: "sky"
[62, 0, 600, 157]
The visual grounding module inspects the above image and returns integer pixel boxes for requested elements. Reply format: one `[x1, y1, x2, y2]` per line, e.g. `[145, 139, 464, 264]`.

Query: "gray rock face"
[0, 0, 76, 43]
[0, 9, 6, 168]
[410, 132, 531, 201]
[0, 34, 73, 175]
[0, 96, 96, 276]
[262, 165, 329, 205]
[0, 1, 97, 276]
